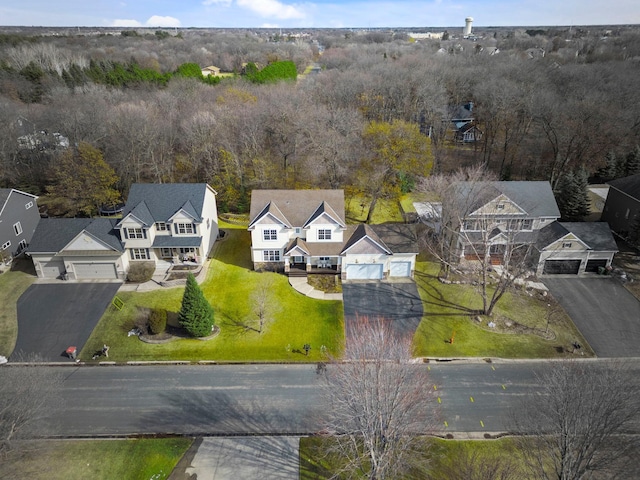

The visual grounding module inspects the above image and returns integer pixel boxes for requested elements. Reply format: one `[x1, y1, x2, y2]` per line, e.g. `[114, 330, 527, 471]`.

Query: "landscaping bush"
[178, 273, 215, 337]
[127, 262, 155, 283]
[148, 308, 167, 335]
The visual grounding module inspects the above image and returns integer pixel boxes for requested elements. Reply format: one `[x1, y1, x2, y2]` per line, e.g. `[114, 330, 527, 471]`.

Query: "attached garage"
[40, 259, 65, 279]
[543, 259, 581, 275]
[345, 264, 384, 280]
[73, 262, 118, 279]
[389, 261, 411, 277]
[585, 259, 608, 273]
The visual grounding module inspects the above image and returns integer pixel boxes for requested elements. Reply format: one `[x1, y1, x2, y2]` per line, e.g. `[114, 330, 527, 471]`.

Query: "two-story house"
[27, 183, 219, 280]
[249, 190, 419, 280]
[454, 181, 561, 264]
[116, 183, 218, 273]
[0, 188, 40, 264]
[601, 173, 640, 238]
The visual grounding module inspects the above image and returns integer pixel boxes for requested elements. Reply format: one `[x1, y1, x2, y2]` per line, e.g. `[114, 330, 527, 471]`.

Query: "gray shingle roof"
[536, 221, 618, 251]
[27, 218, 123, 253]
[341, 224, 392, 255]
[151, 236, 202, 248]
[457, 181, 560, 218]
[608, 174, 640, 201]
[121, 184, 210, 224]
[249, 190, 345, 228]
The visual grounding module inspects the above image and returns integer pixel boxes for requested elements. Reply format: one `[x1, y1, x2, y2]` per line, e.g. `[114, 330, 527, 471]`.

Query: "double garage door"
[73, 262, 118, 279]
[543, 258, 610, 275]
[345, 262, 412, 280]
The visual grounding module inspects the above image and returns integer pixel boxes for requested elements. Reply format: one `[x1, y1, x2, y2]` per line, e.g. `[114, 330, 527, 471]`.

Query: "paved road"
[21, 361, 639, 438]
[13, 282, 122, 361]
[544, 278, 640, 357]
[342, 281, 424, 343]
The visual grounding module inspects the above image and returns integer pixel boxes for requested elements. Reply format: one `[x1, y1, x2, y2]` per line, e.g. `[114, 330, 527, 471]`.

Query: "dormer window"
[318, 229, 332, 240]
[126, 227, 145, 239]
[175, 223, 195, 235]
[263, 229, 277, 241]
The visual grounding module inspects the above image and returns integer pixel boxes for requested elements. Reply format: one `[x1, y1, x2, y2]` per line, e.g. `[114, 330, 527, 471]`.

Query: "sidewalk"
[288, 276, 343, 301]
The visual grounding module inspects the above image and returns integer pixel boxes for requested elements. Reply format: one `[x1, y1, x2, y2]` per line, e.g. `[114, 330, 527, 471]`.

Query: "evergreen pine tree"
[178, 273, 214, 337]
[625, 145, 640, 176]
[555, 168, 590, 221]
[597, 151, 618, 181]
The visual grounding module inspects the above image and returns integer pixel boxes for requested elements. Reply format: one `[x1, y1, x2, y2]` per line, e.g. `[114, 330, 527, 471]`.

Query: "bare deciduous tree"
[320, 316, 437, 480]
[510, 360, 640, 480]
[0, 361, 63, 456]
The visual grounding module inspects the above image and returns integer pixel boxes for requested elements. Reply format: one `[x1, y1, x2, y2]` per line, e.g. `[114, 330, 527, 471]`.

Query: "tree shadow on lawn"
[414, 271, 478, 315]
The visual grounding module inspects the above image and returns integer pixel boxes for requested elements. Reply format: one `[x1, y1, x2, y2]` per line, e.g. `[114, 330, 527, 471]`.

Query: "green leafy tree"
[178, 273, 214, 337]
[555, 168, 590, 222]
[360, 120, 433, 223]
[45, 142, 120, 217]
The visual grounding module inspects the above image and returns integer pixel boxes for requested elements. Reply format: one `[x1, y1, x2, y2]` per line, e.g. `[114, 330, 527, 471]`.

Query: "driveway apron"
[12, 282, 122, 362]
[544, 277, 640, 357]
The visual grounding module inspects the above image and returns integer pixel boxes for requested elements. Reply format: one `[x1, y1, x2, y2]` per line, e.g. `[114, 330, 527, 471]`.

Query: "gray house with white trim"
[0, 188, 40, 263]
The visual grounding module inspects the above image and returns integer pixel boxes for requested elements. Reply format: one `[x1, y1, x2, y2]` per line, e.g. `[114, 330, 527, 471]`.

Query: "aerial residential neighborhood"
[1, 17, 640, 480]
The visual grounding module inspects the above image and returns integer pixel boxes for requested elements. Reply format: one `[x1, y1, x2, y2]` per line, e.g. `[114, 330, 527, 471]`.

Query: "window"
[1, 241, 10, 250]
[295, 227, 301, 234]
[263, 250, 280, 261]
[562, 242, 572, 248]
[25, 201, 33, 210]
[175, 223, 195, 234]
[263, 229, 277, 241]
[463, 220, 478, 231]
[318, 229, 332, 240]
[179, 248, 196, 254]
[18, 239, 27, 252]
[522, 219, 533, 230]
[155, 222, 168, 231]
[497, 204, 505, 210]
[160, 248, 172, 257]
[13, 222, 22, 236]
[130, 248, 149, 260]
[126, 227, 145, 239]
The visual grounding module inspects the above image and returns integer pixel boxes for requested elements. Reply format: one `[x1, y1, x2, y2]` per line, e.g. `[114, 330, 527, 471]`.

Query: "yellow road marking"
[444, 421, 448, 427]
[437, 397, 441, 403]
[433, 385, 437, 390]
[491, 365, 495, 371]
[502, 384, 506, 390]
[480, 420, 485, 428]
[470, 396, 474, 403]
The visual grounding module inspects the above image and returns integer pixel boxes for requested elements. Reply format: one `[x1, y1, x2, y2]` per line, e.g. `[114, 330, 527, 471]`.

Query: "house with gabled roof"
[601, 173, 640, 238]
[0, 188, 40, 264]
[532, 222, 618, 275]
[26, 183, 218, 280]
[249, 190, 418, 280]
[115, 183, 218, 273]
[27, 218, 127, 280]
[456, 181, 561, 264]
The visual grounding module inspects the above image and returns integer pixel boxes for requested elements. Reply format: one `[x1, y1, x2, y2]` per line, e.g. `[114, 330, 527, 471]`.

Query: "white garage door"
[390, 262, 411, 277]
[73, 262, 118, 279]
[345, 264, 383, 280]
[40, 259, 65, 279]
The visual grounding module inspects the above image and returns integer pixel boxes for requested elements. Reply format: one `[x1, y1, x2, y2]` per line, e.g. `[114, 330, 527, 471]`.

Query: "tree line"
[0, 27, 639, 216]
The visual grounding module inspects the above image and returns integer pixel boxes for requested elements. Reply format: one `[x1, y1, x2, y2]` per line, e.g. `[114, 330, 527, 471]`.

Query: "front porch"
[285, 256, 342, 277]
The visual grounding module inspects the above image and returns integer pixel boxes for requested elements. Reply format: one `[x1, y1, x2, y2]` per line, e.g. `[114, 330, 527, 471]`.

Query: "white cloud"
[261, 23, 280, 28]
[145, 15, 181, 27]
[237, 0, 305, 19]
[112, 19, 143, 27]
[202, 0, 233, 5]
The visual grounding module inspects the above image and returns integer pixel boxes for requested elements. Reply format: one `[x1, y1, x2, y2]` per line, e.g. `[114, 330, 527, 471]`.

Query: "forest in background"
[1, 25, 639, 215]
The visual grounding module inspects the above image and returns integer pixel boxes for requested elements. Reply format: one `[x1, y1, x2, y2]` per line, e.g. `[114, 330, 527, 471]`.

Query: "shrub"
[148, 308, 167, 335]
[127, 262, 155, 283]
[178, 273, 215, 337]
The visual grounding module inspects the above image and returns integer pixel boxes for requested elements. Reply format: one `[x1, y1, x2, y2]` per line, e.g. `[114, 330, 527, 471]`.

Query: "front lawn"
[81, 224, 344, 362]
[412, 261, 592, 358]
[0, 258, 36, 357]
[0, 438, 192, 480]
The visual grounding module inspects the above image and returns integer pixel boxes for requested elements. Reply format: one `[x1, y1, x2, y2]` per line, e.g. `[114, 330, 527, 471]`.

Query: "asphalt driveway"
[342, 281, 424, 344]
[11, 282, 122, 362]
[544, 277, 640, 357]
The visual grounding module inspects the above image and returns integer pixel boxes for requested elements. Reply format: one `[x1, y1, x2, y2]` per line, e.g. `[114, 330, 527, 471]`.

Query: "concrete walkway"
[170, 436, 300, 480]
[288, 276, 343, 300]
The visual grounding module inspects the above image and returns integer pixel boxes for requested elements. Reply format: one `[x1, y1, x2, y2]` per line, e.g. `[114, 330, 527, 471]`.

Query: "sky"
[1, 0, 639, 29]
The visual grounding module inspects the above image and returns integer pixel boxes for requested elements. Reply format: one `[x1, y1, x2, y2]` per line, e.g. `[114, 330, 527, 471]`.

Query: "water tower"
[464, 17, 473, 36]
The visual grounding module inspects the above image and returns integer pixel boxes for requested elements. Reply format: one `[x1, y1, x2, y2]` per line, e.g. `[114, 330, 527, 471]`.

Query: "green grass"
[300, 436, 533, 479]
[345, 195, 404, 224]
[0, 438, 192, 480]
[0, 259, 36, 357]
[81, 224, 344, 362]
[412, 261, 592, 358]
